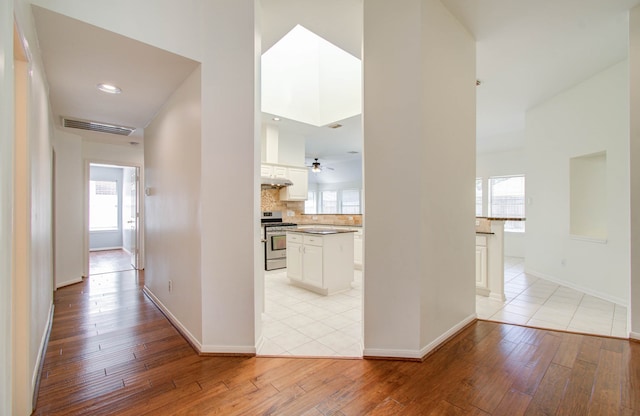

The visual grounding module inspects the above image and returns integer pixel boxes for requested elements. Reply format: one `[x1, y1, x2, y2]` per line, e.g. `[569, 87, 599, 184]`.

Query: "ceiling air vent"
[62, 117, 135, 136]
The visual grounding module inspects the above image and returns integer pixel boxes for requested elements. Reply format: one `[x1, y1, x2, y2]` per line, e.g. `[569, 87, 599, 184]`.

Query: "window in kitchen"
[305, 191, 317, 214]
[89, 180, 119, 231]
[320, 190, 338, 214]
[475, 178, 483, 216]
[489, 175, 525, 232]
[341, 189, 361, 214]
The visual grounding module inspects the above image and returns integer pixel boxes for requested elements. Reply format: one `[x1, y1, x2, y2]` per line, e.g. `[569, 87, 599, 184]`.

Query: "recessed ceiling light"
[272, 117, 281, 121]
[97, 83, 122, 94]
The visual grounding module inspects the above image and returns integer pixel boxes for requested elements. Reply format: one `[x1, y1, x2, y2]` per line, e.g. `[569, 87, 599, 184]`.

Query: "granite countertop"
[476, 217, 526, 221]
[295, 223, 362, 228]
[288, 228, 357, 235]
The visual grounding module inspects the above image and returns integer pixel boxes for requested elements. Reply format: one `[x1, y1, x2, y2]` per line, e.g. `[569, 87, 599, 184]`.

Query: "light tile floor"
[476, 257, 628, 338]
[260, 257, 628, 358]
[259, 269, 363, 358]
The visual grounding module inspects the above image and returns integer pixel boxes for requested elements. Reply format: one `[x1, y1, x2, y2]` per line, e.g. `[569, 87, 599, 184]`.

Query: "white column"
[199, 0, 261, 352]
[0, 1, 15, 413]
[363, 0, 476, 359]
[629, 5, 640, 340]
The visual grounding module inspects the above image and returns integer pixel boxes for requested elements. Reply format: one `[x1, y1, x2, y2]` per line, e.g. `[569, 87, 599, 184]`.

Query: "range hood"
[261, 176, 293, 188]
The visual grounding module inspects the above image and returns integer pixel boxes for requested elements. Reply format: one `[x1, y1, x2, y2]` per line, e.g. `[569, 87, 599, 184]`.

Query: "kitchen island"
[286, 229, 355, 295]
[475, 217, 525, 301]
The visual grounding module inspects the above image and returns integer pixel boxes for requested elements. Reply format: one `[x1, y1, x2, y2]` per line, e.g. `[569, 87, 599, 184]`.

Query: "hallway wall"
[0, 1, 15, 412]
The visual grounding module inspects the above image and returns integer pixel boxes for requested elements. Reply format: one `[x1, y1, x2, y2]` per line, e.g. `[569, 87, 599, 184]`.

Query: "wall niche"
[570, 151, 607, 241]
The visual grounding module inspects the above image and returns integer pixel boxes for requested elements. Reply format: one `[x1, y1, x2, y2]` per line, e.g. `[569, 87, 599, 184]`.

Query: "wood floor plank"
[555, 359, 598, 416]
[33, 270, 640, 415]
[588, 348, 623, 415]
[523, 362, 571, 415]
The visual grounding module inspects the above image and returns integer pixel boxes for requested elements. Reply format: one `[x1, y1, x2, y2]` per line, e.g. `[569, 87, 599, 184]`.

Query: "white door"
[123, 167, 139, 269]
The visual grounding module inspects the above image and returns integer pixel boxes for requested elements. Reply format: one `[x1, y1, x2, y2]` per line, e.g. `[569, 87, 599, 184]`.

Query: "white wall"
[53, 130, 84, 287]
[10, 1, 56, 412]
[199, 0, 259, 352]
[0, 0, 15, 411]
[525, 61, 630, 306]
[36, 0, 260, 354]
[363, 0, 476, 358]
[52, 130, 144, 285]
[476, 146, 526, 257]
[144, 66, 203, 343]
[630, 5, 640, 339]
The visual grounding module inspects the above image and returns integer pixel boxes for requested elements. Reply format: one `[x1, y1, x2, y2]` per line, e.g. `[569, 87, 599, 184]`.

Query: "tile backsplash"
[261, 189, 362, 226]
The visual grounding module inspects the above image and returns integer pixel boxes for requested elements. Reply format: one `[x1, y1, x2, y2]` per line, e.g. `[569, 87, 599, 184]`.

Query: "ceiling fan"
[307, 158, 334, 173]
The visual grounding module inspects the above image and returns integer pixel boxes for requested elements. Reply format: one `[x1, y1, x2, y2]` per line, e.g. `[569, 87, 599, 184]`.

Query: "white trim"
[55, 276, 83, 289]
[143, 286, 203, 352]
[526, 269, 628, 307]
[32, 302, 54, 391]
[417, 314, 476, 358]
[89, 246, 122, 252]
[255, 335, 265, 355]
[200, 344, 257, 355]
[363, 314, 476, 360]
[630, 332, 640, 341]
[569, 234, 608, 244]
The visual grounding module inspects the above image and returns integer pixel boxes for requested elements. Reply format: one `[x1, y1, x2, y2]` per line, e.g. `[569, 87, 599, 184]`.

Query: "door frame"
[84, 159, 144, 277]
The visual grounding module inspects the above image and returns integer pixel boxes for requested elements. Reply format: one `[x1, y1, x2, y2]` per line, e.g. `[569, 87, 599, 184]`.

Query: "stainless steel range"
[262, 211, 297, 271]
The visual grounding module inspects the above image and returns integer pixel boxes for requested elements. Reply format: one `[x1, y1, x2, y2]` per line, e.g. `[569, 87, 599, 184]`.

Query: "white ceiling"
[31, 1, 640, 158]
[443, 0, 640, 152]
[31, 6, 200, 145]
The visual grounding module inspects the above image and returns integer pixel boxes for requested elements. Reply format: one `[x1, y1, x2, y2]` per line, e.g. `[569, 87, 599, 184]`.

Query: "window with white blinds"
[89, 180, 118, 231]
[475, 178, 483, 217]
[489, 175, 525, 232]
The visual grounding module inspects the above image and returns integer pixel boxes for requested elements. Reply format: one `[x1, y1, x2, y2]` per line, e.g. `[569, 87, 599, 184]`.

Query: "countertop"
[476, 217, 526, 221]
[295, 223, 362, 228]
[288, 228, 357, 235]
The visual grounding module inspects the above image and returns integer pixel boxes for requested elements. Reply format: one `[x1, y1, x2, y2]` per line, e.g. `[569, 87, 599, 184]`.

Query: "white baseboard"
[89, 246, 123, 252]
[363, 314, 476, 360]
[32, 301, 54, 402]
[143, 286, 203, 352]
[143, 286, 257, 355]
[630, 331, 640, 341]
[56, 276, 83, 289]
[526, 269, 628, 307]
[417, 314, 476, 358]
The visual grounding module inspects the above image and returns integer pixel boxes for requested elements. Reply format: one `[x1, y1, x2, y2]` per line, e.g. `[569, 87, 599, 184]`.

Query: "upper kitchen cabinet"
[280, 167, 308, 201]
[261, 163, 288, 179]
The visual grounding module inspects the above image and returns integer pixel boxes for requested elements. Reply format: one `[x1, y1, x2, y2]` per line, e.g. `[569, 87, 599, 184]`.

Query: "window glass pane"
[341, 189, 360, 214]
[475, 178, 482, 216]
[90, 180, 118, 231]
[489, 175, 525, 232]
[320, 191, 338, 214]
[305, 191, 317, 214]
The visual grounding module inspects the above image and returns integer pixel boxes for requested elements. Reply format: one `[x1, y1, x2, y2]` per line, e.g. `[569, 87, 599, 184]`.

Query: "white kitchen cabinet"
[287, 233, 303, 280]
[280, 167, 308, 201]
[261, 163, 288, 179]
[286, 230, 354, 295]
[353, 229, 363, 269]
[475, 235, 489, 296]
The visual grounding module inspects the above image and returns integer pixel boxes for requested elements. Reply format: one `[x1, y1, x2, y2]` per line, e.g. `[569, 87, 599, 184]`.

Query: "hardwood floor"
[89, 249, 134, 276]
[34, 270, 640, 415]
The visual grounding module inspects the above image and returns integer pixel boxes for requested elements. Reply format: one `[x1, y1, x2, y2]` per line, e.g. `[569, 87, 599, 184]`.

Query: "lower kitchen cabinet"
[475, 235, 489, 296]
[286, 231, 354, 295]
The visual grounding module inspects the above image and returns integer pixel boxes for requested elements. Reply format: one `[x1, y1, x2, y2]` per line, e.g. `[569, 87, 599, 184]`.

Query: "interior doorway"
[87, 162, 140, 276]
